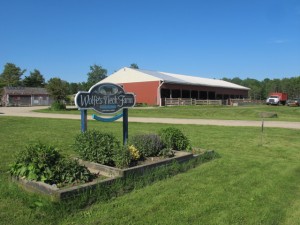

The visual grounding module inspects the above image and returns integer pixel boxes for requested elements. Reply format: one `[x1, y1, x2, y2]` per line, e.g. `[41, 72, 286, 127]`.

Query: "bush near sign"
[75, 83, 136, 114]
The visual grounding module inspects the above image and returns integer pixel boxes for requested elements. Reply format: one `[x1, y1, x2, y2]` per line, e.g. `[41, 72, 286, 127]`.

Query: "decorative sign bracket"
[92, 113, 123, 122]
[75, 83, 136, 145]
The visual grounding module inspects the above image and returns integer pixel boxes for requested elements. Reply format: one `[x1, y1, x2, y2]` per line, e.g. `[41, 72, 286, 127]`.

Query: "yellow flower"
[128, 145, 140, 160]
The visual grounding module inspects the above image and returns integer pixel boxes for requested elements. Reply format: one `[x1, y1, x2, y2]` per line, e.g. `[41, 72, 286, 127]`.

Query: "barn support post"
[157, 81, 164, 106]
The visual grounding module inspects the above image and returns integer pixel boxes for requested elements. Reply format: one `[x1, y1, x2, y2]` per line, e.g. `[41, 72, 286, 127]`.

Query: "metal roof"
[3, 87, 49, 95]
[136, 69, 184, 83]
[100, 67, 250, 90]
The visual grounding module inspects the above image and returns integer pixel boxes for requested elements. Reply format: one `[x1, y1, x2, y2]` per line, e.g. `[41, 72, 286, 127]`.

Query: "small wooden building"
[1, 87, 52, 106]
[98, 67, 250, 106]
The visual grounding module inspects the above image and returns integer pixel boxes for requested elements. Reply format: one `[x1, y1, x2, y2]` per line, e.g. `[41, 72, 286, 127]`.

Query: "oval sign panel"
[75, 83, 136, 114]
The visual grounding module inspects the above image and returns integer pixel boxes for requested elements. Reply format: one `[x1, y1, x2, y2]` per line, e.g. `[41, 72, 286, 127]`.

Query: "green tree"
[0, 63, 26, 86]
[130, 63, 139, 69]
[231, 77, 243, 85]
[87, 64, 107, 89]
[284, 77, 300, 98]
[78, 82, 89, 91]
[222, 77, 242, 85]
[46, 77, 69, 103]
[241, 78, 263, 100]
[223, 75, 300, 100]
[68, 82, 80, 94]
[23, 69, 45, 87]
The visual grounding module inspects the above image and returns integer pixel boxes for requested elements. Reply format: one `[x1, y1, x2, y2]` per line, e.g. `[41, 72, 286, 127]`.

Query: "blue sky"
[0, 0, 299, 83]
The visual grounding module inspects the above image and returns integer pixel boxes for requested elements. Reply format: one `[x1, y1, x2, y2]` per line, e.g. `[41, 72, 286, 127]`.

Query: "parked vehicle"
[266, 92, 288, 105]
[287, 98, 300, 107]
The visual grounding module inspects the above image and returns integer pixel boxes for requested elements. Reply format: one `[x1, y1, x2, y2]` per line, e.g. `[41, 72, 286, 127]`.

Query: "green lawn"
[35, 104, 300, 121]
[0, 116, 300, 224]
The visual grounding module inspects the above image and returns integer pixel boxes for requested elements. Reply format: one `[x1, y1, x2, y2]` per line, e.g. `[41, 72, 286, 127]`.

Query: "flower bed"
[11, 173, 115, 201]
[78, 150, 194, 177]
[10, 127, 215, 201]
[12, 150, 215, 201]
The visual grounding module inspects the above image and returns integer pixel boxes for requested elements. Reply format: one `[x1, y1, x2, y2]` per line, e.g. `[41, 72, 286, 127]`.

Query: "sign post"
[80, 109, 87, 132]
[75, 83, 135, 145]
[123, 108, 128, 145]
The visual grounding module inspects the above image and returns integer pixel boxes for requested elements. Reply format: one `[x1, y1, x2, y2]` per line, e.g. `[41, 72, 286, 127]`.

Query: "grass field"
[36, 105, 300, 121]
[1, 116, 300, 224]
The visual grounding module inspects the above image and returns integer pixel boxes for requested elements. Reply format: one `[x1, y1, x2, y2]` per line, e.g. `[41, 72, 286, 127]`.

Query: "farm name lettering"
[79, 94, 134, 107]
[75, 83, 136, 114]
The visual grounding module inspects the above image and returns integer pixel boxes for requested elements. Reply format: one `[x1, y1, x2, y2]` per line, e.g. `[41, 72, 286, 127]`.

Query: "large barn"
[98, 67, 250, 106]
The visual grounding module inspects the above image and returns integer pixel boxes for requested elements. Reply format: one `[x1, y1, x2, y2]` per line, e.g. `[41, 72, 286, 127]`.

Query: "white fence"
[229, 99, 265, 106]
[194, 99, 222, 105]
[164, 98, 265, 106]
[164, 98, 222, 106]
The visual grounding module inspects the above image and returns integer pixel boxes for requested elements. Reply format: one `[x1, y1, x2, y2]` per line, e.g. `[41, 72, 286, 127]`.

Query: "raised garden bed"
[11, 174, 116, 201]
[12, 150, 214, 201]
[78, 150, 194, 177]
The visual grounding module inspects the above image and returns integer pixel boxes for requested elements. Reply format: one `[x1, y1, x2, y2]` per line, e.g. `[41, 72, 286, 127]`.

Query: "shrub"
[159, 127, 191, 150]
[131, 134, 164, 157]
[74, 130, 120, 166]
[53, 158, 96, 187]
[9, 143, 95, 186]
[113, 145, 132, 169]
[50, 101, 66, 111]
[9, 143, 61, 182]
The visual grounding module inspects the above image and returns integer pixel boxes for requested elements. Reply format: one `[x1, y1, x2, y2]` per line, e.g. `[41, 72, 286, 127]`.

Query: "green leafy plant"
[74, 130, 120, 166]
[9, 143, 61, 182]
[53, 158, 96, 187]
[159, 127, 191, 150]
[130, 134, 164, 157]
[113, 145, 132, 169]
[9, 143, 95, 186]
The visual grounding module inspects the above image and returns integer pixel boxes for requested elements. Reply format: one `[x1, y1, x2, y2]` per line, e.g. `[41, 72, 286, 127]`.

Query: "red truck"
[266, 92, 288, 105]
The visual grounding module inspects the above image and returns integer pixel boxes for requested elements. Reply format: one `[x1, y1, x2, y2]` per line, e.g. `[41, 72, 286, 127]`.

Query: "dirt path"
[1, 106, 300, 130]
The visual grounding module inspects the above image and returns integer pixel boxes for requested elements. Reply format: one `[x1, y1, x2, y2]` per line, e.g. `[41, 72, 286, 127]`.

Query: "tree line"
[222, 76, 300, 99]
[0, 63, 139, 104]
[1, 62, 299, 102]
[0, 63, 108, 94]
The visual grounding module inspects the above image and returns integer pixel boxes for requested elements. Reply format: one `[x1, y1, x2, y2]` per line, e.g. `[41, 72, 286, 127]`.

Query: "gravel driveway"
[1, 106, 300, 130]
